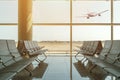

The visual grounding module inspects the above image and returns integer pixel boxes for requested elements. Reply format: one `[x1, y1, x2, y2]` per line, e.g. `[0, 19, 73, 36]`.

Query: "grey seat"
[88, 40, 120, 79]
[0, 40, 35, 80]
[94, 40, 120, 67]
[0, 40, 17, 80]
[84, 41, 102, 56]
[74, 41, 92, 61]
[0, 72, 16, 80]
[75, 41, 102, 61]
[86, 40, 112, 63]
[18, 40, 48, 62]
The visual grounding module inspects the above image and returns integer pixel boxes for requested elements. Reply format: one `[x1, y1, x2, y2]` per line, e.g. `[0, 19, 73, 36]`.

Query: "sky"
[0, 1, 120, 41]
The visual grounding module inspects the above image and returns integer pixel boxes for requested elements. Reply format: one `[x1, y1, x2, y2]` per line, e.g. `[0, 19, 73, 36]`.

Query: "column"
[18, 0, 32, 40]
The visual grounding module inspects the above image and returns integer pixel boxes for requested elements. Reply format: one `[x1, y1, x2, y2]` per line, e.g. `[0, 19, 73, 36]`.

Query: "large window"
[114, 1, 120, 23]
[0, 0, 119, 79]
[73, 26, 111, 41]
[33, 26, 70, 53]
[73, 1, 110, 23]
[0, 26, 18, 41]
[33, 26, 70, 41]
[0, 0, 120, 42]
[0, 0, 18, 41]
[33, 1, 70, 23]
[114, 26, 120, 40]
[0, 0, 18, 23]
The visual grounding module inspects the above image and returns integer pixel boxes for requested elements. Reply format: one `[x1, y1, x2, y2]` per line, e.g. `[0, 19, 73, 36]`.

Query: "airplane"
[77, 10, 109, 19]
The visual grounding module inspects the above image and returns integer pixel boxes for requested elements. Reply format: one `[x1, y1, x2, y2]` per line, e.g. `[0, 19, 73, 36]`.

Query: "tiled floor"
[12, 54, 115, 80]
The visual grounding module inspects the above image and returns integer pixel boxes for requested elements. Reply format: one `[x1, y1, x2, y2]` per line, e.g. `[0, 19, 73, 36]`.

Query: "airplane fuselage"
[87, 13, 97, 17]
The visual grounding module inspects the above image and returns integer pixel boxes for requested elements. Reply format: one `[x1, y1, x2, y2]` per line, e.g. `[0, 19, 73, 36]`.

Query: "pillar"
[18, 0, 32, 40]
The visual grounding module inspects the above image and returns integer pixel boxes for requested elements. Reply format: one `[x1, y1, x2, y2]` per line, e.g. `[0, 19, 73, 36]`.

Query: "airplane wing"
[97, 10, 109, 15]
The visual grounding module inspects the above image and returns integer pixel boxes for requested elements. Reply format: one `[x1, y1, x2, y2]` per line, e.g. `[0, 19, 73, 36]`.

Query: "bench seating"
[86, 40, 112, 63]
[94, 40, 120, 78]
[28, 41, 48, 56]
[74, 41, 91, 61]
[85, 40, 120, 79]
[0, 40, 36, 80]
[84, 41, 102, 56]
[17, 40, 48, 62]
[74, 41, 102, 61]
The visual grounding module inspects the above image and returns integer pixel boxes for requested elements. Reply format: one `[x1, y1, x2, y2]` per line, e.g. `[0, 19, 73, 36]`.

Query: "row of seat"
[0, 40, 48, 80]
[74, 41, 102, 61]
[74, 40, 120, 79]
[17, 40, 48, 61]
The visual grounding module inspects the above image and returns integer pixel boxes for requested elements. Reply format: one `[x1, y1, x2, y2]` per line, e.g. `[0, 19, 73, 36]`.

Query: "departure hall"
[0, 0, 120, 80]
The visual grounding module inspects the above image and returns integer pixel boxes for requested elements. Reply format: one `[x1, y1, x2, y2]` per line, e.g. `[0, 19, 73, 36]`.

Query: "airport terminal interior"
[0, 0, 120, 80]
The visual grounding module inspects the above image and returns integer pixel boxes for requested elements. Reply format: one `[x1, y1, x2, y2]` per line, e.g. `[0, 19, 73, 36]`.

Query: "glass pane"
[73, 1, 110, 23]
[33, 1, 70, 23]
[33, 26, 70, 41]
[114, 1, 120, 23]
[0, 1, 18, 23]
[33, 26, 70, 53]
[114, 26, 120, 40]
[0, 26, 18, 41]
[73, 26, 111, 41]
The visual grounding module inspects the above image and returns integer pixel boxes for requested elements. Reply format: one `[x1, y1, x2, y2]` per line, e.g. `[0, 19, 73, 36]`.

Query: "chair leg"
[24, 68, 32, 76]
[43, 52, 47, 61]
[75, 52, 80, 61]
[35, 58, 40, 63]
[37, 52, 47, 62]
[111, 76, 114, 80]
[116, 77, 120, 80]
[82, 58, 88, 63]
[89, 64, 97, 73]
[75, 52, 84, 61]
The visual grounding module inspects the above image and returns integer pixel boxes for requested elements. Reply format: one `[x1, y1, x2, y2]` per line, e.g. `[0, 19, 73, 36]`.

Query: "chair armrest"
[73, 49, 80, 52]
[0, 58, 2, 63]
[76, 46, 82, 49]
[116, 57, 120, 61]
[0, 58, 6, 67]
[10, 52, 16, 59]
[39, 46, 45, 49]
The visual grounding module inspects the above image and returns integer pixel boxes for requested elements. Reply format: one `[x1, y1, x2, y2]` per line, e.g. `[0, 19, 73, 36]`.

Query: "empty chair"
[94, 40, 120, 67]
[6, 40, 22, 61]
[83, 41, 101, 56]
[0, 40, 20, 79]
[33, 41, 48, 54]
[18, 40, 48, 62]
[0, 40, 14, 68]
[0, 40, 36, 80]
[87, 40, 112, 71]
[74, 41, 91, 61]
[75, 41, 102, 61]
[74, 41, 88, 52]
[86, 40, 112, 63]
[89, 40, 120, 79]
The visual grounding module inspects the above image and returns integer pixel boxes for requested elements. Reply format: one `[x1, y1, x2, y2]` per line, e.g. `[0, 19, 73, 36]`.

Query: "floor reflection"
[12, 62, 48, 80]
[74, 61, 109, 80]
[73, 61, 88, 77]
[32, 62, 48, 78]
[12, 55, 115, 80]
